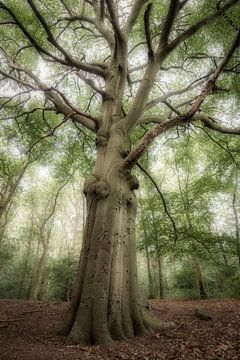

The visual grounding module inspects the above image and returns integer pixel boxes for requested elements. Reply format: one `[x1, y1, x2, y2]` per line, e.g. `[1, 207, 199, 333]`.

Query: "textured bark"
[57, 130, 174, 346]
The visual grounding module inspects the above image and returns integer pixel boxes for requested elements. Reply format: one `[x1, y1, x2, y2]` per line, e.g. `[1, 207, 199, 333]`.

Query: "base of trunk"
[57, 306, 175, 346]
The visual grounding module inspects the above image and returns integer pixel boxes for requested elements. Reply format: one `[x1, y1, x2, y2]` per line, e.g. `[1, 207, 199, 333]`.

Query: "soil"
[0, 299, 239, 360]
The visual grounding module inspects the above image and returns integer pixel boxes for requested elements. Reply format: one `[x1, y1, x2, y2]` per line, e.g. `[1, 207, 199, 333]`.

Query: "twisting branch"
[76, 72, 106, 97]
[137, 162, 178, 242]
[144, 3, 154, 58]
[123, 29, 240, 169]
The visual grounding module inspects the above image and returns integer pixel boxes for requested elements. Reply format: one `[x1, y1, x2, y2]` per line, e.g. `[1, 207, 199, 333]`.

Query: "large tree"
[0, 0, 240, 346]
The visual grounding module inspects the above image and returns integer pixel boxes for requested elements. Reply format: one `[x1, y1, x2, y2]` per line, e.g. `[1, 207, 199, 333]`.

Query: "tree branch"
[124, 0, 149, 34]
[165, 0, 239, 54]
[0, 1, 106, 77]
[160, 0, 180, 47]
[144, 3, 154, 58]
[122, 29, 240, 169]
[105, 0, 122, 42]
[1, 61, 99, 131]
[137, 162, 178, 242]
[195, 114, 240, 135]
[26, 113, 73, 154]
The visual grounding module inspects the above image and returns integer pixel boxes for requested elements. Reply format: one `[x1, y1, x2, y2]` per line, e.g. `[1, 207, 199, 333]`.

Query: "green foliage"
[169, 265, 200, 299]
[44, 256, 78, 302]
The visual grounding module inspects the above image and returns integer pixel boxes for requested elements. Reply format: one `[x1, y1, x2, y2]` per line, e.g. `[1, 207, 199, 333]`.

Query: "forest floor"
[0, 299, 239, 360]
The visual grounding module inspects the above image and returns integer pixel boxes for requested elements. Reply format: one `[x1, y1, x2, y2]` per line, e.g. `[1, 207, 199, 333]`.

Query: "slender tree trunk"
[18, 217, 34, 298]
[157, 256, 165, 299]
[145, 245, 155, 299]
[218, 239, 231, 276]
[0, 162, 28, 221]
[28, 240, 49, 300]
[192, 257, 207, 300]
[58, 130, 173, 346]
[232, 186, 240, 266]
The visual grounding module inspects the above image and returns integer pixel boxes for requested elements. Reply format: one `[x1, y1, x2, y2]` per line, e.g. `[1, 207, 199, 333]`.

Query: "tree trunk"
[58, 130, 173, 345]
[18, 217, 34, 298]
[0, 162, 28, 221]
[145, 245, 155, 299]
[232, 186, 240, 266]
[28, 240, 49, 300]
[218, 239, 231, 277]
[192, 257, 207, 300]
[157, 256, 165, 299]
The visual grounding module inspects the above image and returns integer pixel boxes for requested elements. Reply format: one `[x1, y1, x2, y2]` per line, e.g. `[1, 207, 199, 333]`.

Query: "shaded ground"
[0, 299, 239, 360]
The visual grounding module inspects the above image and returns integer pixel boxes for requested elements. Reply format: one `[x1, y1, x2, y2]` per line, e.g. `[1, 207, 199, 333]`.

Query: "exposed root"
[143, 310, 175, 332]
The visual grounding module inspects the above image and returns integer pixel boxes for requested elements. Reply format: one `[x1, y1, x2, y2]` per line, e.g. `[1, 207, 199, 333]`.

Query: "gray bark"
[58, 130, 174, 345]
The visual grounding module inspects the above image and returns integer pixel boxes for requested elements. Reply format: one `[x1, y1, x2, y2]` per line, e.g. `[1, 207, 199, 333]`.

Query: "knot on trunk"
[95, 181, 110, 199]
[83, 174, 99, 195]
[128, 175, 139, 190]
[96, 127, 109, 147]
[120, 169, 139, 190]
[84, 176, 110, 198]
